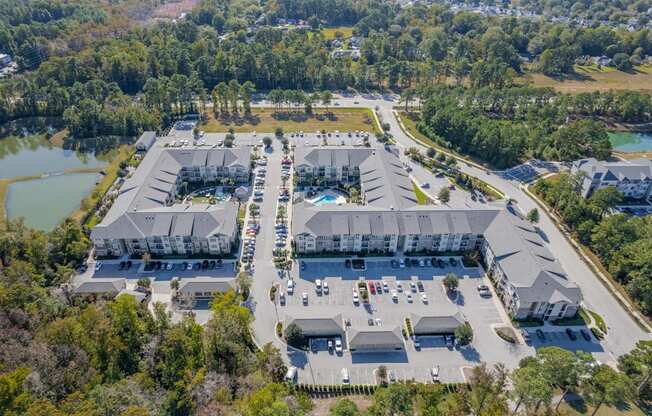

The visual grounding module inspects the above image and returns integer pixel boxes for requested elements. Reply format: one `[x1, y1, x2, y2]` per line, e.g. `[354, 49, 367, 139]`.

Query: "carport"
[284, 311, 345, 338]
[410, 311, 465, 335]
[348, 326, 404, 352]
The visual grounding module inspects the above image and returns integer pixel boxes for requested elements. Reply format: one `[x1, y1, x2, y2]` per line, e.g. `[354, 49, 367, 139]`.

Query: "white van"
[285, 366, 297, 382]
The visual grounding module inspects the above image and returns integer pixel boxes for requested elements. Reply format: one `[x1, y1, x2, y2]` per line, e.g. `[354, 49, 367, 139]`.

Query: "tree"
[511, 361, 553, 414]
[285, 323, 306, 348]
[455, 322, 473, 346]
[262, 136, 272, 148]
[536, 347, 583, 410]
[329, 398, 360, 416]
[275, 127, 283, 138]
[240, 81, 255, 114]
[465, 364, 508, 416]
[526, 208, 540, 223]
[224, 133, 235, 147]
[438, 187, 450, 204]
[582, 365, 633, 416]
[443, 273, 459, 293]
[426, 147, 436, 158]
[368, 383, 413, 416]
[589, 186, 623, 219]
[256, 342, 287, 382]
[136, 277, 151, 290]
[613, 53, 632, 71]
[321, 90, 333, 113]
[236, 271, 252, 299]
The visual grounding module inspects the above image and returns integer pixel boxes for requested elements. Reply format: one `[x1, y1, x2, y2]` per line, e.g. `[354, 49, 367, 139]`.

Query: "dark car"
[437, 259, 445, 268]
[156, 261, 162, 270]
[202, 260, 209, 269]
[411, 258, 419, 267]
[209, 260, 216, 269]
[119, 261, 126, 270]
[417, 281, 425, 292]
[193, 262, 201, 270]
[125, 260, 132, 269]
[431, 257, 438, 267]
[536, 329, 546, 341]
[449, 258, 457, 266]
[580, 329, 592, 341]
[566, 328, 577, 341]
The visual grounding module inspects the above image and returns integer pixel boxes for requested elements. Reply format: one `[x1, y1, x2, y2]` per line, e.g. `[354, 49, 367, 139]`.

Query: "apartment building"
[572, 157, 652, 200]
[91, 144, 251, 258]
[292, 144, 582, 321]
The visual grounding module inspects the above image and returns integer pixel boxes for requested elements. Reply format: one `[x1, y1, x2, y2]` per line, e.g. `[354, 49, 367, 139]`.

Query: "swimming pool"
[311, 194, 339, 206]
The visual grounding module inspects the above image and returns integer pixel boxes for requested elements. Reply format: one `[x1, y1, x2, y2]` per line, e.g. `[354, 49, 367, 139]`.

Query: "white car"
[391, 290, 398, 301]
[341, 368, 350, 384]
[335, 337, 343, 354]
[94, 262, 103, 271]
[431, 366, 440, 382]
[421, 293, 428, 303]
[352, 290, 359, 304]
[406, 293, 413, 303]
[287, 280, 294, 294]
[383, 281, 389, 292]
[302, 292, 308, 304]
[323, 281, 329, 294]
[315, 279, 322, 293]
[398, 259, 405, 268]
[166, 263, 173, 271]
[410, 281, 417, 292]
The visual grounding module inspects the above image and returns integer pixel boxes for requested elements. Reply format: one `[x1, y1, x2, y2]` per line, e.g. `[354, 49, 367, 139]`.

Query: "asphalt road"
[321, 92, 651, 358]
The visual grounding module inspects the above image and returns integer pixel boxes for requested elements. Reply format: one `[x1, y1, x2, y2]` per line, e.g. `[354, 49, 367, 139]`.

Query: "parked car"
[391, 290, 398, 302]
[410, 281, 417, 292]
[323, 281, 329, 294]
[302, 292, 308, 304]
[341, 368, 350, 384]
[352, 290, 359, 304]
[95, 262, 103, 271]
[406, 293, 413, 303]
[431, 366, 440, 382]
[368, 281, 376, 294]
[521, 330, 531, 343]
[413, 337, 420, 349]
[536, 329, 546, 341]
[335, 338, 343, 354]
[417, 281, 424, 292]
[580, 329, 592, 341]
[566, 328, 577, 341]
[287, 280, 294, 294]
[285, 366, 297, 382]
[421, 293, 428, 303]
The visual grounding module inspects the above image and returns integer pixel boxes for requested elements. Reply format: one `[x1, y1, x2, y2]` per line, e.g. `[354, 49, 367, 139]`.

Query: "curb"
[522, 184, 652, 333]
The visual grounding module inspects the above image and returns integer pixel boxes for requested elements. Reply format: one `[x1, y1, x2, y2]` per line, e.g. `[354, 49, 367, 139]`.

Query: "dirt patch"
[151, 0, 199, 19]
[310, 395, 373, 416]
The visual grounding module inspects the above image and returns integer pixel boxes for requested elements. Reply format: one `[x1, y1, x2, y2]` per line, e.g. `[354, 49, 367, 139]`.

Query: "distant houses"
[572, 158, 652, 200]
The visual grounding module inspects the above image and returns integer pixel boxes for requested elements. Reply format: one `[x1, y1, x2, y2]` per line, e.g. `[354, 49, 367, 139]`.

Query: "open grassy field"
[559, 400, 646, 416]
[322, 26, 354, 40]
[527, 64, 652, 94]
[613, 151, 652, 160]
[202, 108, 380, 134]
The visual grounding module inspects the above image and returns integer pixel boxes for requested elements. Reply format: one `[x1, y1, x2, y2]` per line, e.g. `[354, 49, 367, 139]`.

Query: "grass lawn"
[202, 108, 380, 134]
[559, 400, 646, 416]
[412, 181, 431, 205]
[322, 26, 354, 40]
[71, 145, 134, 224]
[527, 64, 652, 94]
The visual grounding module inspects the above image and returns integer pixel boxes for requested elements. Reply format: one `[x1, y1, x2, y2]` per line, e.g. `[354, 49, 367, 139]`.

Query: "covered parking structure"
[410, 311, 465, 335]
[347, 326, 404, 352]
[284, 311, 345, 338]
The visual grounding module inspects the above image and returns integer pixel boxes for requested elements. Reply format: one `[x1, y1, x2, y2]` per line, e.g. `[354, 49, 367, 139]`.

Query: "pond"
[0, 133, 110, 231]
[6, 172, 101, 231]
[0, 134, 106, 178]
[608, 131, 652, 152]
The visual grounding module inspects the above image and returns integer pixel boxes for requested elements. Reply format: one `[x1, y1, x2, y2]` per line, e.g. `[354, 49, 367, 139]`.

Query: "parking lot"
[274, 258, 532, 385]
[496, 159, 563, 183]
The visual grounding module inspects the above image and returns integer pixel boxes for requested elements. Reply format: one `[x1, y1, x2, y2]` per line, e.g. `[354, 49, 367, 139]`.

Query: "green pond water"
[6, 173, 101, 231]
[608, 131, 652, 152]
[1, 134, 109, 231]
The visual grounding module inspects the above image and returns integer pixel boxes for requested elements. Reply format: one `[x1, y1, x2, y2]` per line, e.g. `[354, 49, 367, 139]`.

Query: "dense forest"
[534, 175, 652, 316]
[415, 85, 652, 168]
[1, 0, 652, 145]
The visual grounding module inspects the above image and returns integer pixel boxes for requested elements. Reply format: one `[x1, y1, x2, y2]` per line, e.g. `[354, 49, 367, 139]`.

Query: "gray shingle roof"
[135, 131, 157, 150]
[348, 326, 404, 350]
[410, 312, 465, 334]
[91, 145, 249, 241]
[177, 277, 236, 293]
[74, 278, 126, 294]
[284, 312, 344, 336]
[573, 158, 652, 183]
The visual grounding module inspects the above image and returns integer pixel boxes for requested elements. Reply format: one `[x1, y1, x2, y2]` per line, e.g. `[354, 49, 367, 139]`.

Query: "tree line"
[534, 174, 652, 316]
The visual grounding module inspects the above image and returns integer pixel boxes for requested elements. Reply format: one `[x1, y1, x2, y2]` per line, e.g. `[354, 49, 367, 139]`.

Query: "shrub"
[455, 322, 474, 346]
